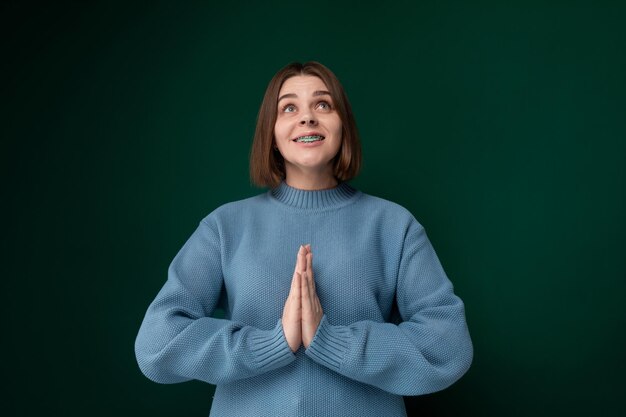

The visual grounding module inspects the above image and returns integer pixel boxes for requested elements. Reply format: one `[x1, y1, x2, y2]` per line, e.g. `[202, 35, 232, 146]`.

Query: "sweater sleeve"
[135, 218, 295, 385]
[304, 219, 473, 395]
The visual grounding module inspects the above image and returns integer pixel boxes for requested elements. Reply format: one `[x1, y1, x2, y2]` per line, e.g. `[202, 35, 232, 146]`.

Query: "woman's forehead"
[279, 75, 329, 95]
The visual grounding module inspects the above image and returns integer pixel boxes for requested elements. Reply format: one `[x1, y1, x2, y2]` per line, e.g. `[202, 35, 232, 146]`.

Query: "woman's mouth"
[293, 135, 325, 143]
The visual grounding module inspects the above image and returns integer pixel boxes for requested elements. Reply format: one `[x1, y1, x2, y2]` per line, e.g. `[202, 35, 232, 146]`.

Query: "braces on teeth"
[295, 135, 324, 143]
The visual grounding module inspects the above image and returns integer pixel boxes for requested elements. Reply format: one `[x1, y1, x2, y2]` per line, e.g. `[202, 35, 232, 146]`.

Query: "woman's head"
[250, 61, 361, 188]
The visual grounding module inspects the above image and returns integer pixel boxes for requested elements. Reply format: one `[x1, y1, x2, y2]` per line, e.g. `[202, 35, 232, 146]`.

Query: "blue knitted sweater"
[135, 182, 473, 416]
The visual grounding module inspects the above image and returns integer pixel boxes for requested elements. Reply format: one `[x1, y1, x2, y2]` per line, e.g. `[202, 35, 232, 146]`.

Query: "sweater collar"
[270, 181, 359, 210]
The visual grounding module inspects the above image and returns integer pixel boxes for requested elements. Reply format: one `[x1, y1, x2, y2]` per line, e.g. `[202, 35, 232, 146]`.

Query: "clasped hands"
[281, 244, 324, 352]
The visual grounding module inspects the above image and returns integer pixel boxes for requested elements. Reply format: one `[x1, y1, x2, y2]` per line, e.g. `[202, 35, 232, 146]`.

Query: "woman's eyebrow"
[278, 90, 331, 102]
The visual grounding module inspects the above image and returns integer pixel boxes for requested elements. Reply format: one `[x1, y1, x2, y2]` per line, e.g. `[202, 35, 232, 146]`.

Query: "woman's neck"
[284, 167, 338, 190]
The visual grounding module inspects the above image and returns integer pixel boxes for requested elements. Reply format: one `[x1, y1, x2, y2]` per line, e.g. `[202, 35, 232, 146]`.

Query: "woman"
[135, 61, 473, 417]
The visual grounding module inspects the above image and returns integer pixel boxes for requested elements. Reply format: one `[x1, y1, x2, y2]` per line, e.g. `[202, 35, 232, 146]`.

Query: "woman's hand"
[301, 244, 323, 348]
[281, 245, 324, 352]
[281, 246, 305, 352]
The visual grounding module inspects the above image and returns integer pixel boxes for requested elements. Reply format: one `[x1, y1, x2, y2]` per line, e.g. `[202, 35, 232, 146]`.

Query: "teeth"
[295, 135, 324, 143]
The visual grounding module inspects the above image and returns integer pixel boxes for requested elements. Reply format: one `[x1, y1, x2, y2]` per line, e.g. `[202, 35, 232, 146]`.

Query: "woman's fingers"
[282, 270, 302, 352]
[293, 271, 302, 307]
[301, 249, 323, 348]
[306, 251, 315, 291]
[285, 244, 322, 350]
[297, 245, 307, 274]
[302, 251, 315, 307]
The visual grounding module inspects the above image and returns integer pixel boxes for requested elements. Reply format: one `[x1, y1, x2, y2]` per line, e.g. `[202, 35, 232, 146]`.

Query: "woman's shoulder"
[350, 190, 426, 234]
[199, 191, 272, 224]
[358, 190, 419, 219]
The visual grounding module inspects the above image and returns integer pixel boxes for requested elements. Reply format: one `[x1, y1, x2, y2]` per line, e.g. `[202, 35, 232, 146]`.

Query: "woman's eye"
[317, 101, 332, 110]
[282, 104, 296, 113]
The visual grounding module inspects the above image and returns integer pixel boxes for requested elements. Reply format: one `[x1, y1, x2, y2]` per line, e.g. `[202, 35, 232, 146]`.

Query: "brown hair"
[249, 61, 362, 188]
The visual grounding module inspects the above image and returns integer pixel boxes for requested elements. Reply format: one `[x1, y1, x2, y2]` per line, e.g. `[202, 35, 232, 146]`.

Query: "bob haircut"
[250, 61, 361, 188]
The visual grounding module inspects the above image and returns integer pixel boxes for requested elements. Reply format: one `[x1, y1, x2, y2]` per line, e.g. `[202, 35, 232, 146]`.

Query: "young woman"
[135, 61, 473, 417]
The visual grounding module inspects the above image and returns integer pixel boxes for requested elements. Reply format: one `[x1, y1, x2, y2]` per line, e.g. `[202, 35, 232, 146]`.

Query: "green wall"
[4, 1, 625, 416]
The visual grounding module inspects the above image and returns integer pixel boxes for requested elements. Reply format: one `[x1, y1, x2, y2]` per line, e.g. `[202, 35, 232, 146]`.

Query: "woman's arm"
[304, 220, 473, 395]
[134, 218, 295, 385]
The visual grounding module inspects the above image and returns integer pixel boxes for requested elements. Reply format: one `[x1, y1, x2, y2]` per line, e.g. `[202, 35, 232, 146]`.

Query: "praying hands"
[281, 244, 324, 352]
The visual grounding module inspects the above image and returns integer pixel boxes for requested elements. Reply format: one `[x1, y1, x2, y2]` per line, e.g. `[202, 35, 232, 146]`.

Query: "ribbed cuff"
[305, 315, 350, 371]
[248, 320, 296, 372]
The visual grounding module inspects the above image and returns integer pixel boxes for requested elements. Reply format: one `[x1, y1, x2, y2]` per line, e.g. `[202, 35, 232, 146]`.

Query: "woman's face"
[274, 75, 342, 183]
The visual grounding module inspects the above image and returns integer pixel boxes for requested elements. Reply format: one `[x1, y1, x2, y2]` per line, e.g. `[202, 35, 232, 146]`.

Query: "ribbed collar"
[270, 181, 360, 210]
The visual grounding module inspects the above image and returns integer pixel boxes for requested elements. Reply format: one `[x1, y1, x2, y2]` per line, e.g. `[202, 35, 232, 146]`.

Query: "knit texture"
[135, 182, 473, 417]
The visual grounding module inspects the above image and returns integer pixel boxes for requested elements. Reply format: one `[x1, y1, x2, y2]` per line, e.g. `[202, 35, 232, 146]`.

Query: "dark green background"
[3, 1, 625, 416]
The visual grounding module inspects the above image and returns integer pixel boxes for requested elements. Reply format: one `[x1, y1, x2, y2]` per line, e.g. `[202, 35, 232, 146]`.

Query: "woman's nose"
[299, 114, 318, 126]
